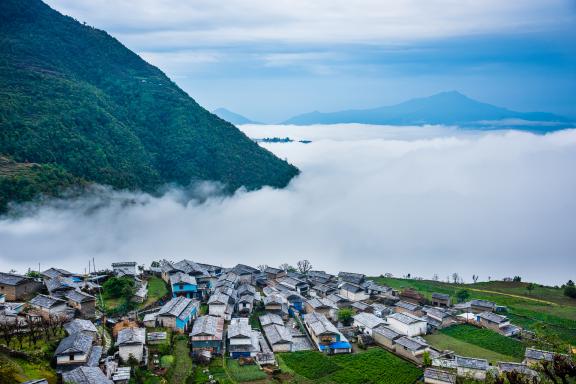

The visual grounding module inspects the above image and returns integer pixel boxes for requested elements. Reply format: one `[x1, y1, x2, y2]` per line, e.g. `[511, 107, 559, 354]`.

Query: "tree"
[472, 274, 479, 283]
[526, 283, 535, 295]
[337, 308, 354, 326]
[422, 351, 432, 367]
[279, 263, 295, 272]
[432, 274, 439, 281]
[257, 265, 268, 273]
[452, 273, 460, 284]
[25, 269, 42, 278]
[296, 260, 312, 274]
[564, 280, 576, 299]
[456, 289, 470, 303]
[102, 276, 135, 299]
[513, 276, 522, 282]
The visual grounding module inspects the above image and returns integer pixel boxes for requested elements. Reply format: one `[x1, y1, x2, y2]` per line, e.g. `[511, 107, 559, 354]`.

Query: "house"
[45, 276, 78, 299]
[54, 332, 101, 370]
[278, 291, 305, 312]
[399, 288, 425, 304]
[0, 272, 42, 301]
[372, 303, 392, 318]
[372, 326, 402, 350]
[42, 268, 74, 281]
[309, 284, 337, 298]
[236, 283, 257, 297]
[326, 293, 351, 309]
[338, 272, 365, 285]
[66, 290, 96, 319]
[156, 296, 199, 331]
[262, 323, 293, 352]
[276, 276, 309, 295]
[424, 368, 456, 384]
[170, 272, 198, 299]
[208, 292, 234, 320]
[394, 336, 430, 363]
[476, 311, 511, 332]
[352, 312, 386, 336]
[431, 293, 451, 307]
[263, 294, 288, 318]
[259, 313, 284, 327]
[61, 366, 112, 384]
[422, 307, 453, 329]
[29, 294, 69, 317]
[350, 301, 372, 313]
[497, 362, 538, 380]
[470, 299, 496, 313]
[190, 315, 225, 355]
[303, 312, 351, 354]
[387, 312, 427, 336]
[227, 318, 261, 358]
[237, 294, 255, 316]
[64, 319, 98, 338]
[264, 267, 286, 281]
[143, 312, 158, 328]
[364, 282, 393, 297]
[339, 283, 369, 301]
[394, 300, 423, 317]
[116, 328, 146, 364]
[524, 348, 556, 366]
[455, 356, 488, 381]
[305, 298, 338, 320]
[112, 262, 138, 277]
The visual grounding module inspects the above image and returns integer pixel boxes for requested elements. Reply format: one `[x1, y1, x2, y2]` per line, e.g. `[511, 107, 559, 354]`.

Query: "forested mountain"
[284, 91, 571, 131]
[212, 108, 261, 125]
[0, 0, 298, 212]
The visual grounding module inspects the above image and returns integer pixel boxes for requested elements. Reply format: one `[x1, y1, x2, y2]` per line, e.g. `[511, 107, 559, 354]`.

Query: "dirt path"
[466, 287, 557, 305]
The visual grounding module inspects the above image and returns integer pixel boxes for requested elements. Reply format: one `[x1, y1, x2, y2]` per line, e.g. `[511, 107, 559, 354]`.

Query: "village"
[0, 260, 574, 384]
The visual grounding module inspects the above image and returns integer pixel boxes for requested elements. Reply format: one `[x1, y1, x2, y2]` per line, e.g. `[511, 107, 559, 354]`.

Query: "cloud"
[1, 125, 575, 284]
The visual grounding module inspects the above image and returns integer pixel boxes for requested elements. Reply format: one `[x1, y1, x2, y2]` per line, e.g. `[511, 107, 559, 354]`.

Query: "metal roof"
[54, 332, 93, 356]
[303, 312, 339, 336]
[228, 318, 252, 339]
[259, 313, 284, 327]
[0, 272, 31, 286]
[262, 324, 293, 345]
[373, 326, 402, 340]
[395, 336, 428, 351]
[387, 312, 425, 325]
[61, 367, 112, 384]
[432, 293, 451, 300]
[455, 356, 489, 370]
[395, 300, 421, 311]
[478, 311, 508, 324]
[525, 348, 555, 361]
[158, 296, 198, 321]
[169, 272, 197, 286]
[66, 290, 96, 303]
[116, 328, 146, 346]
[64, 319, 97, 335]
[190, 315, 224, 339]
[424, 368, 456, 383]
[29, 294, 66, 309]
[353, 312, 386, 329]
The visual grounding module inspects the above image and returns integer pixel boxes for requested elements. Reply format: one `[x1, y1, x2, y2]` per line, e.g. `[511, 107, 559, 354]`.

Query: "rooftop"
[388, 312, 425, 325]
[116, 328, 146, 346]
[190, 315, 224, 339]
[455, 356, 489, 370]
[54, 332, 94, 356]
[353, 312, 386, 329]
[64, 319, 98, 335]
[29, 294, 66, 309]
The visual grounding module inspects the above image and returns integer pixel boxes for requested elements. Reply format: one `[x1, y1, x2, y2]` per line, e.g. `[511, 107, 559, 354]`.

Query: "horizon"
[44, 0, 576, 122]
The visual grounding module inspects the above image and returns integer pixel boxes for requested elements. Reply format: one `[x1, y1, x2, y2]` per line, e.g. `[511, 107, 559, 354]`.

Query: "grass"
[141, 276, 169, 308]
[424, 333, 521, 363]
[279, 348, 422, 384]
[160, 355, 174, 368]
[167, 337, 193, 384]
[1, 353, 57, 384]
[194, 357, 234, 384]
[370, 276, 576, 344]
[225, 359, 268, 382]
[440, 324, 525, 359]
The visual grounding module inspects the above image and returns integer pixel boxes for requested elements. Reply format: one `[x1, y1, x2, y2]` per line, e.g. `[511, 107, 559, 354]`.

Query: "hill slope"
[0, 0, 298, 212]
[212, 108, 260, 125]
[284, 91, 571, 131]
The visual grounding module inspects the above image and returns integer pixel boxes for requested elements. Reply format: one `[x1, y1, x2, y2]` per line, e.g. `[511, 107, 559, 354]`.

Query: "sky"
[44, 0, 576, 122]
[1, 125, 575, 285]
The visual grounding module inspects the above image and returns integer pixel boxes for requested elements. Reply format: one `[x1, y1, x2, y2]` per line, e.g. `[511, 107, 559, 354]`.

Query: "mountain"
[212, 108, 261, 125]
[0, 0, 298, 212]
[283, 91, 572, 130]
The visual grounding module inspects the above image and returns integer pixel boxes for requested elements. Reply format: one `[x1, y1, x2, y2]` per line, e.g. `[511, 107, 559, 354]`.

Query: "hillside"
[213, 108, 261, 125]
[0, 0, 298, 212]
[284, 91, 572, 131]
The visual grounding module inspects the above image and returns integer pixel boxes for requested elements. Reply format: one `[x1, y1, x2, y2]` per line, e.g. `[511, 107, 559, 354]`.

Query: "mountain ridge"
[0, 0, 298, 212]
[283, 91, 572, 131]
[212, 108, 261, 125]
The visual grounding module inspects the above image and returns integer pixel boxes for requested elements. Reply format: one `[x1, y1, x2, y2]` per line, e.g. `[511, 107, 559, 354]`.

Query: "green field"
[142, 276, 169, 308]
[0, 353, 57, 384]
[440, 324, 525, 359]
[279, 349, 422, 384]
[167, 337, 193, 384]
[424, 333, 521, 363]
[193, 357, 234, 384]
[226, 359, 268, 382]
[370, 276, 576, 344]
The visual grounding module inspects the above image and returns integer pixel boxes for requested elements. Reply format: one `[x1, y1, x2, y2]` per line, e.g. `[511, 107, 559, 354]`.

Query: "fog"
[1, 125, 575, 284]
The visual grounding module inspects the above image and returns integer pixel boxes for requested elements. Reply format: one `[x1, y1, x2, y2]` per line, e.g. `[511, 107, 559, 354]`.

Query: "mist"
[1, 125, 575, 285]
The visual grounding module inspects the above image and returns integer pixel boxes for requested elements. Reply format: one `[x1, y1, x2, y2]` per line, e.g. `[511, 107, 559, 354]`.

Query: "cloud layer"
[1, 125, 575, 284]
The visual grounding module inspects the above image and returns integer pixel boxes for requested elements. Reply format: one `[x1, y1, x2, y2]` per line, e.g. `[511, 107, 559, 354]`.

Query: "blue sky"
[46, 0, 576, 122]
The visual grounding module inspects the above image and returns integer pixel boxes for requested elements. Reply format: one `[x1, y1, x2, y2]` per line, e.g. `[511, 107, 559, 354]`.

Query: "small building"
[387, 312, 427, 337]
[190, 315, 225, 355]
[326, 293, 351, 309]
[264, 267, 286, 281]
[143, 312, 158, 328]
[277, 276, 309, 296]
[477, 311, 510, 332]
[305, 297, 338, 320]
[353, 312, 386, 336]
[156, 296, 199, 331]
[62, 366, 112, 384]
[64, 319, 98, 338]
[399, 288, 425, 304]
[309, 284, 337, 298]
[170, 272, 198, 299]
[424, 368, 456, 384]
[116, 328, 146, 364]
[237, 294, 255, 315]
[372, 303, 392, 318]
[263, 294, 288, 318]
[29, 294, 68, 317]
[350, 301, 372, 314]
[394, 336, 430, 364]
[455, 356, 488, 381]
[112, 262, 138, 277]
[339, 282, 369, 302]
[431, 293, 451, 307]
[42, 267, 73, 281]
[54, 332, 100, 370]
[262, 323, 293, 352]
[497, 362, 538, 380]
[394, 300, 423, 317]
[0, 272, 42, 301]
[524, 348, 555, 367]
[372, 326, 402, 350]
[132, 281, 148, 303]
[423, 307, 453, 329]
[66, 290, 96, 319]
[303, 312, 351, 354]
[338, 272, 365, 285]
[470, 299, 495, 313]
[227, 318, 261, 358]
[208, 292, 234, 320]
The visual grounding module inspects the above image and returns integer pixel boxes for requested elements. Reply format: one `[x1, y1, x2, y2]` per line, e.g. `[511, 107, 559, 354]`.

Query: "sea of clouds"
[1, 124, 575, 284]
